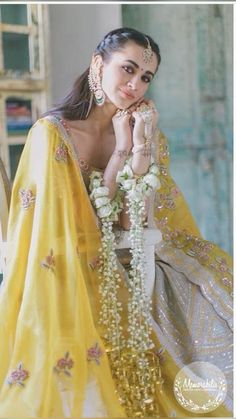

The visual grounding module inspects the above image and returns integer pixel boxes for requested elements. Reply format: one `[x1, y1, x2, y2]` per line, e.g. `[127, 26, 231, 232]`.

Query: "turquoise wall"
[123, 4, 233, 255]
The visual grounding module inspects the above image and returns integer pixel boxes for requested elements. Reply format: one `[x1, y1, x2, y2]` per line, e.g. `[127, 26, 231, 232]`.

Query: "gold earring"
[88, 55, 105, 106]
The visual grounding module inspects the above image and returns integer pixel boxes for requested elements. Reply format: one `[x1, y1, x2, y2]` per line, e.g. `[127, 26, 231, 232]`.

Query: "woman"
[0, 28, 232, 418]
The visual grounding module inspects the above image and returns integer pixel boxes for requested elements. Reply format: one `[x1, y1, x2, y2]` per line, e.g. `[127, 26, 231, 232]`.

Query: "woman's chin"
[106, 94, 136, 110]
[112, 100, 136, 111]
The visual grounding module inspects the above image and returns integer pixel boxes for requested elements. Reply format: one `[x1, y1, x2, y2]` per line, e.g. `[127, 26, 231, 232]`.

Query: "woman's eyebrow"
[124, 60, 154, 77]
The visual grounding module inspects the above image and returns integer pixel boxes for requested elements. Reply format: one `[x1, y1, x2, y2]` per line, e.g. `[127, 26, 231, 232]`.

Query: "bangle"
[112, 149, 130, 157]
[132, 142, 151, 154]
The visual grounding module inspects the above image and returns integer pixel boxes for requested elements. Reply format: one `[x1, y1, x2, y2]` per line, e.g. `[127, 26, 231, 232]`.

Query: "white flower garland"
[89, 171, 125, 351]
[89, 170, 124, 221]
[116, 157, 161, 352]
[89, 160, 162, 416]
[89, 162, 161, 350]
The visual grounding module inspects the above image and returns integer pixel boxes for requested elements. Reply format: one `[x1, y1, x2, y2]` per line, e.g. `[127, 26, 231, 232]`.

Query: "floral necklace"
[89, 156, 163, 417]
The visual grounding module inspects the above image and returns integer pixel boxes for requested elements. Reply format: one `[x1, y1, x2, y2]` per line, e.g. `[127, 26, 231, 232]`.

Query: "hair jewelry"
[142, 37, 154, 64]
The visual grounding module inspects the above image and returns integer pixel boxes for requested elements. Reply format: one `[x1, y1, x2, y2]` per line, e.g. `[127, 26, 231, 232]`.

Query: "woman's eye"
[142, 76, 151, 83]
[122, 66, 134, 74]
[122, 66, 151, 83]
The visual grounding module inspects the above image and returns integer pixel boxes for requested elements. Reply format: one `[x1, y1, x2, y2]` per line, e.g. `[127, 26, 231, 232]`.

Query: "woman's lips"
[119, 89, 135, 100]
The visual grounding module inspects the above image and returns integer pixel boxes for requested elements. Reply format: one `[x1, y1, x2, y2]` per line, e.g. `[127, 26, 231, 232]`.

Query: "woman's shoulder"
[29, 113, 71, 144]
[31, 113, 63, 132]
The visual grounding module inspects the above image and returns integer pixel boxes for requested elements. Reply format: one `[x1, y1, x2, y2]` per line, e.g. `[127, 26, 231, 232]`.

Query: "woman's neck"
[87, 102, 117, 134]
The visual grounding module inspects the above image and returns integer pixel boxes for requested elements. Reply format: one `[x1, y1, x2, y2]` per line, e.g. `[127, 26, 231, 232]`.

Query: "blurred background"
[0, 3, 233, 254]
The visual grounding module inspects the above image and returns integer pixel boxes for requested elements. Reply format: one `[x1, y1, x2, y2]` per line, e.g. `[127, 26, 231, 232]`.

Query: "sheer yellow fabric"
[0, 119, 125, 417]
[0, 118, 232, 417]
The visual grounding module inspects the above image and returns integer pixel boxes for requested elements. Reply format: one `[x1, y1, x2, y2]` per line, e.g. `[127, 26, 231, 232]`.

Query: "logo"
[173, 362, 227, 413]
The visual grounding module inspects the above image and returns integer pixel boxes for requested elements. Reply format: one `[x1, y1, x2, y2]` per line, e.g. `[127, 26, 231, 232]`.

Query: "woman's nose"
[127, 76, 140, 90]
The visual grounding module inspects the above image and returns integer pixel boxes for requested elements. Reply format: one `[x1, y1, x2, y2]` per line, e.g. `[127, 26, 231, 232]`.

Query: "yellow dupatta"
[0, 118, 125, 417]
[0, 116, 232, 417]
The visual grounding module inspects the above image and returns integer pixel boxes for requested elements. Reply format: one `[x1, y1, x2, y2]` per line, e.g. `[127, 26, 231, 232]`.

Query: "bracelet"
[112, 149, 130, 157]
[132, 141, 151, 154]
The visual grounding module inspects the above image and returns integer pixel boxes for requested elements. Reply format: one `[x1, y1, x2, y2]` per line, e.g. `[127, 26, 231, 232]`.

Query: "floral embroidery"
[155, 225, 184, 249]
[159, 142, 169, 160]
[55, 142, 68, 163]
[87, 342, 103, 365]
[186, 238, 214, 263]
[159, 165, 168, 177]
[19, 189, 36, 210]
[53, 352, 74, 376]
[210, 256, 233, 275]
[40, 249, 55, 272]
[156, 216, 168, 229]
[88, 256, 102, 271]
[155, 180, 180, 212]
[78, 157, 90, 174]
[158, 227, 215, 257]
[156, 193, 176, 210]
[187, 246, 211, 262]
[209, 257, 232, 289]
[170, 186, 180, 197]
[156, 221, 233, 292]
[6, 362, 29, 387]
[221, 277, 232, 288]
[155, 136, 181, 213]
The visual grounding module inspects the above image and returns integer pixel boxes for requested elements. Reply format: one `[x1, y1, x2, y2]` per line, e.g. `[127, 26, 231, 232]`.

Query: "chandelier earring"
[88, 55, 106, 107]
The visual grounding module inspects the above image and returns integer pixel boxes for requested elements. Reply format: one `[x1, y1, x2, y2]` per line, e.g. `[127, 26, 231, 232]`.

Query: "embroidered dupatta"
[0, 118, 125, 417]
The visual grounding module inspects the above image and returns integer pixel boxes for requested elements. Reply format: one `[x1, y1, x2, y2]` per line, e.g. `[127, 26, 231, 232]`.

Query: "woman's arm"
[102, 110, 133, 201]
[120, 101, 158, 230]
[131, 101, 157, 175]
[102, 149, 129, 200]
[102, 102, 157, 230]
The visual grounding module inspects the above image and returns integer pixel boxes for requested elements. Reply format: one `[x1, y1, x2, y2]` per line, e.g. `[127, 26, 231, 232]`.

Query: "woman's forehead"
[109, 42, 158, 72]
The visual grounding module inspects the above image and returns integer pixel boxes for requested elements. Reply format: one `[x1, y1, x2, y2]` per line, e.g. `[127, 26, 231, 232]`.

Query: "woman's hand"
[131, 99, 158, 145]
[112, 110, 133, 152]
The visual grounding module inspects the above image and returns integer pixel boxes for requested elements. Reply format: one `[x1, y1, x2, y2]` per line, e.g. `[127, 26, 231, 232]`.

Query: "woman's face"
[100, 41, 158, 109]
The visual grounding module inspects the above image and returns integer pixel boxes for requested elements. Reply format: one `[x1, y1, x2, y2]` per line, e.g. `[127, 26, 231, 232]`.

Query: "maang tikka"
[88, 55, 105, 106]
[142, 37, 154, 64]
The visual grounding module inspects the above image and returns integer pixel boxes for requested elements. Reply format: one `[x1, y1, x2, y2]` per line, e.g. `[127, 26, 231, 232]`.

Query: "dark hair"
[46, 27, 161, 120]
